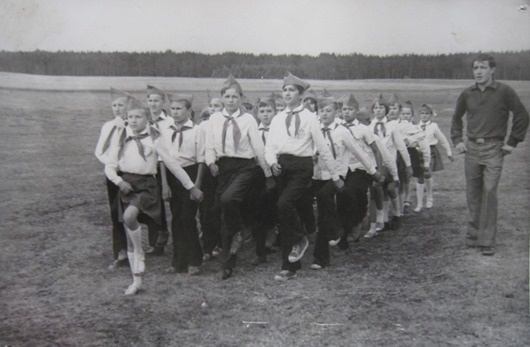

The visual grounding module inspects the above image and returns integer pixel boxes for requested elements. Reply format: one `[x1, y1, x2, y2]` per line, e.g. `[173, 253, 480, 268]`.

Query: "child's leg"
[415, 177, 425, 212]
[365, 187, 379, 238]
[123, 205, 144, 295]
[425, 177, 433, 208]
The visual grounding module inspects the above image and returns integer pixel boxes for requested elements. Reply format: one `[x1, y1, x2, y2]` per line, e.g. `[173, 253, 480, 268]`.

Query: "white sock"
[425, 178, 433, 202]
[126, 225, 145, 275]
[415, 183, 424, 210]
[383, 201, 390, 222]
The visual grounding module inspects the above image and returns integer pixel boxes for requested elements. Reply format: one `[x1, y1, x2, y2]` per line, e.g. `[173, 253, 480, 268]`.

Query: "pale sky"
[1, 0, 529, 56]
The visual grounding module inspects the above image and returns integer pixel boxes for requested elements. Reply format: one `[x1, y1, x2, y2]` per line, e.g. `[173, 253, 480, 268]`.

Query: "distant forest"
[1, 50, 529, 80]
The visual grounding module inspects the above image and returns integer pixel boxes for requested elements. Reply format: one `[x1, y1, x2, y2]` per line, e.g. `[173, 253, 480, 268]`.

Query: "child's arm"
[391, 129, 412, 167]
[375, 138, 399, 181]
[247, 117, 273, 178]
[95, 122, 113, 164]
[159, 162, 171, 201]
[342, 131, 377, 175]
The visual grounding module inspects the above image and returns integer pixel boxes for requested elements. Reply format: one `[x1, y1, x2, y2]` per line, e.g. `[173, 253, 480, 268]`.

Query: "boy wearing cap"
[160, 94, 205, 275]
[105, 98, 203, 295]
[95, 88, 130, 270]
[145, 85, 171, 255]
[310, 97, 383, 269]
[264, 72, 344, 280]
[337, 97, 389, 247]
[205, 75, 275, 280]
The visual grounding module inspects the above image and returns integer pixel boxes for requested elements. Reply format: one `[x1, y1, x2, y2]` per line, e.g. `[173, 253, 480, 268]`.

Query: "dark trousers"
[296, 184, 317, 235]
[148, 164, 169, 248]
[106, 178, 127, 259]
[337, 170, 372, 234]
[166, 165, 203, 271]
[199, 170, 220, 255]
[311, 179, 342, 267]
[215, 157, 258, 269]
[275, 155, 314, 272]
[244, 167, 278, 257]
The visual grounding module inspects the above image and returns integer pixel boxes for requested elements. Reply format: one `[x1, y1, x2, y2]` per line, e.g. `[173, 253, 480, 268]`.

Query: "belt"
[468, 137, 504, 144]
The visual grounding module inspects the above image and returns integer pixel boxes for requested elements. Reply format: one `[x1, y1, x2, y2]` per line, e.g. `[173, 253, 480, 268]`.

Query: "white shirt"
[265, 104, 340, 181]
[419, 121, 452, 156]
[369, 116, 411, 166]
[95, 117, 126, 165]
[344, 121, 377, 171]
[105, 125, 194, 190]
[159, 119, 204, 168]
[313, 120, 377, 180]
[205, 108, 271, 177]
[396, 120, 431, 168]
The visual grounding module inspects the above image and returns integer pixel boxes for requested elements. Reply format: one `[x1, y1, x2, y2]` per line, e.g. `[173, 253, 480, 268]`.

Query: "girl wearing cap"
[264, 72, 344, 281]
[160, 94, 205, 275]
[205, 75, 275, 280]
[95, 88, 130, 270]
[309, 97, 383, 269]
[105, 98, 203, 295]
[417, 104, 453, 210]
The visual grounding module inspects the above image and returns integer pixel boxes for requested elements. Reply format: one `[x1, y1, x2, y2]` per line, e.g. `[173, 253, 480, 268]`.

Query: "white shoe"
[426, 199, 433, 209]
[414, 205, 422, 213]
[124, 284, 139, 295]
[310, 263, 322, 270]
[364, 229, 377, 238]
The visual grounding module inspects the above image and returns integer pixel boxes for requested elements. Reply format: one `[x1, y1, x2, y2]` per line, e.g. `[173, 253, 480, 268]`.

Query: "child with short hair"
[418, 104, 453, 209]
[105, 98, 203, 295]
[95, 88, 130, 270]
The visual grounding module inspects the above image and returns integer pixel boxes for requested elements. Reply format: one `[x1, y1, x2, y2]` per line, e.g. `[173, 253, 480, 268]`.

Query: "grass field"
[1, 74, 529, 346]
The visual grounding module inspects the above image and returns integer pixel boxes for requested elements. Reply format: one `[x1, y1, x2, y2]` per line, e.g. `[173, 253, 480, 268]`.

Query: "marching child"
[310, 97, 382, 269]
[105, 97, 203, 295]
[264, 72, 343, 280]
[161, 94, 206, 275]
[205, 75, 275, 280]
[417, 104, 453, 209]
[95, 87, 130, 270]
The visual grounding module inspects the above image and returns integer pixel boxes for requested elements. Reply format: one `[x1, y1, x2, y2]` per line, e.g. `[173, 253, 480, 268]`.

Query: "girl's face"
[373, 102, 387, 119]
[388, 103, 400, 121]
[282, 85, 302, 108]
[318, 104, 336, 126]
[419, 107, 432, 122]
[222, 88, 241, 113]
[112, 97, 128, 119]
[342, 106, 356, 123]
[127, 109, 149, 132]
[400, 107, 413, 122]
[170, 101, 190, 124]
[304, 98, 317, 112]
[275, 101, 286, 113]
[147, 94, 164, 115]
[258, 105, 275, 126]
[208, 98, 223, 114]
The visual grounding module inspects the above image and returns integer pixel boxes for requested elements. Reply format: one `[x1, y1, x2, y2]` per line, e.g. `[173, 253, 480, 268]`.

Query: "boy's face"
[170, 101, 190, 124]
[342, 105, 356, 123]
[112, 97, 128, 119]
[373, 102, 386, 120]
[388, 103, 400, 120]
[282, 85, 302, 108]
[400, 107, 413, 122]
[222, 88, 241, 113]
[127, 109, 149, 132]
[472, 60, 495, 86]
[258, 105, 275, 126]
[419, 108, 431, 123]
[318, 104, 336, 126]
[208, 99, 224, 114]
[147, 94, 164, 116]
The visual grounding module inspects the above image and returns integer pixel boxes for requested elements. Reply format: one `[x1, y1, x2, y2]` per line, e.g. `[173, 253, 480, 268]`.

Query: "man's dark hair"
[471, 53, 496, 68]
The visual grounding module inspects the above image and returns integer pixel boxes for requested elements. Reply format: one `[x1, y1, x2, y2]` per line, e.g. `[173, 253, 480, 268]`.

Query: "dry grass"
[0, 76, 529, 346]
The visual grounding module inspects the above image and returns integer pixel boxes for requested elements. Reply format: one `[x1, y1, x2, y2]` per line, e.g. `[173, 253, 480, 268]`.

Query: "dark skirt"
[119, 173, 161, 226]
[408, 147, 424, 178]
[430, 145, 444, 172]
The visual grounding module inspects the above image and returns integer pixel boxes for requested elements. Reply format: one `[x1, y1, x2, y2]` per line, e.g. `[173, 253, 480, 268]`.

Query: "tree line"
[0, 50, 529, 80]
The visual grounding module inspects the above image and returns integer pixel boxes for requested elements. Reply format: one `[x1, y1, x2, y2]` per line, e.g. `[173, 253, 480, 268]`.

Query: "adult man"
[451, 53, 529, 256]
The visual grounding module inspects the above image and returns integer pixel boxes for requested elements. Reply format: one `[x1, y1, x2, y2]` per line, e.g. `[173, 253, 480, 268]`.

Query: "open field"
[1, 74, 529, 346]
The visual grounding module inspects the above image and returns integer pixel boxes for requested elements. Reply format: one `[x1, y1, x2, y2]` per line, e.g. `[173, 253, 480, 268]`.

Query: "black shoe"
[146, 246, 164, 256]
[264, 246, 278, 255]
[337, 237, 349, 250]
[251, 255, 267, 266]
[480, 246, 495, 256]
[390, 216, 401, 230]
[221, 268, 233, 280]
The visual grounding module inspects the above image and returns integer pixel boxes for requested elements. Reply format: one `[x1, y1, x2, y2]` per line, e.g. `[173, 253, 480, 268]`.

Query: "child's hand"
[209, 163, 219, 177]
[406, 166, 413, 179]
[333, 178, 345, 191]
[162, 183, 171, 201]
[372, 171, 385, 184]
[118, 181, 133, 194]
[271, 163, 282, 176]
[189, 186, 204, 203]
[448, 154, 454, 162]
[454, 142, 467, 155]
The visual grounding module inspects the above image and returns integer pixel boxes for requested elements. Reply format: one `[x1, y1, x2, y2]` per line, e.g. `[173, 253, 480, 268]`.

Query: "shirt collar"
[471, 80, 498, 91]
[126, 126, 150, 138]
[374, 116, 388, 124]
[113, 116, 126, 128]
[286, 104, 305, 114]
[258, 122, 270, 130]
[321, 119, 340, 130]
[222, 108, 241, 118]
[420, 120, 431, 126]
[170, 118, 194, 130]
